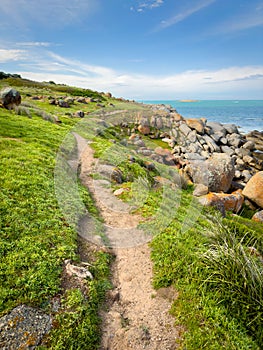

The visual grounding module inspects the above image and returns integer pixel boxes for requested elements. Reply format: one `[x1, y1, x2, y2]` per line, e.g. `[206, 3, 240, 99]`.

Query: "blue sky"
[0, 0, 262, 99]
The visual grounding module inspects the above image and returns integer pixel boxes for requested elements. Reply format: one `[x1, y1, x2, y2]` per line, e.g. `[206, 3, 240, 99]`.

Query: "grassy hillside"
[0, 77, 262, 349]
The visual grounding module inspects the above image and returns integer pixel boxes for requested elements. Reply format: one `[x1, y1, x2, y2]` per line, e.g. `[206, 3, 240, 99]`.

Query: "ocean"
[139, 100, 263, 134]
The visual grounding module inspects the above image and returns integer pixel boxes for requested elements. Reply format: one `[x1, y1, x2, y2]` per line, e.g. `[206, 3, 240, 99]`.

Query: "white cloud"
[132, 0, 164, 12]
[156, 0, 215, 30]
[16, 42, 52, 47]
[15, 50, 263, 99]
[0, 49, 27, 63]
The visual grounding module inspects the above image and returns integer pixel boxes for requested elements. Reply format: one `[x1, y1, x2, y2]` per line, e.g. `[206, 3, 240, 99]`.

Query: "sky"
[0, 0, 262, 100]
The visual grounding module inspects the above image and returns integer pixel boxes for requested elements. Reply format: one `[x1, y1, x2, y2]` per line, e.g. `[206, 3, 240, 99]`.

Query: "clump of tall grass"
[202, 220, 263, 345]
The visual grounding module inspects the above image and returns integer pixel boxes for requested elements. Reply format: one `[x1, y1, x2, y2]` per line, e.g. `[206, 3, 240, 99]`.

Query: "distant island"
[180, 99, 199, 102]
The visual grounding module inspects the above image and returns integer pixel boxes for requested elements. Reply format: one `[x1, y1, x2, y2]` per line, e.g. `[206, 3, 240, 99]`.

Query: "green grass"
[0, 109, 78, 313]
[147, 190, 263, 349]
[0, 92, 112, 348]
[46, 251, 112, 350]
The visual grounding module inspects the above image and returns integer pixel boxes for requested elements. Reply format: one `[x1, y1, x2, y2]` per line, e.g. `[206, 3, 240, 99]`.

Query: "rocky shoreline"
[118, 103, 263, 220]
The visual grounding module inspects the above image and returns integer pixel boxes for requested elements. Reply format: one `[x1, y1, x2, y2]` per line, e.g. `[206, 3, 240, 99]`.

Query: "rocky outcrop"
[0, 87, 21, 109]
[242, 171, 263, 208]
[185, 153, 235, 192]
[130, 105, 262, 190]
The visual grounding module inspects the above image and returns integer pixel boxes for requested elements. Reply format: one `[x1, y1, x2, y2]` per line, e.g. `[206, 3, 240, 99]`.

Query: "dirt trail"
[76, 134, 180, 349]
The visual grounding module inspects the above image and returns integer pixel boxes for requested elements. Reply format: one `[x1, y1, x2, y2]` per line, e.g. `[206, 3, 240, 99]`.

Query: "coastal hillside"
[0, 76, 262, 349]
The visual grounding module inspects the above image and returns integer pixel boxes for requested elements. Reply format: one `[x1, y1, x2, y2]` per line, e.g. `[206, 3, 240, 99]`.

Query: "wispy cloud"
[155, 0, 215, 31]
[0, 49, 27, 63]
[16, 42, 52, 47]
[131, 0, 164, 13]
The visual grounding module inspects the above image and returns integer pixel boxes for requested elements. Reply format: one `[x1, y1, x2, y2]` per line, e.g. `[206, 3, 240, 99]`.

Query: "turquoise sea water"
[140, 100, 263, 133]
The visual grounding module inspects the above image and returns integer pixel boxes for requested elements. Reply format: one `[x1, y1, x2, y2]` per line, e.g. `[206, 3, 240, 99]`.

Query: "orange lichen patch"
[185, 118, 204, 134]
[213, 190, 244, 213]
[198, 190, 244, 213]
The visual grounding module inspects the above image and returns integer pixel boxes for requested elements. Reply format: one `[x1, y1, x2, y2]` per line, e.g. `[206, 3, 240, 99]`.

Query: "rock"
[187, 130, 197, 143]
[0, 87, 21, 109]
[155, 147, 171, 157]
[185, 118, 204, 134]
[139, 116, 150, 127]
[243, 141, 255, 150]
[206, 121, 226, 136]
[97, 164, 123, 184]
[138, 124, 150, 135]
[170, 112, 183, 122]
[235, 147, 251, 158]
[193, 183, 208, 196]
[197, 193, 226, 216]
[64, 97, 74, 104]
[58, 99, 69, 108]
[246, 130, 263, 152]
[114, 188, 125, 196]
[0, 305, 52, 349]
[185, 153, 206, 161]
[186, 153, 235, 192]
[234, 170, 242, 179]
[224, 123, 239, 134]
[203, 135, 220, 152]
[179, 122, 192, 136]
[220, 137, 227, 145]
[227, 133, 242, 148]
[74, 110, 85, 118]
[211, 133, 221, 143]
[156, 116, 163, 129]
[252, 210, 263, 223]
[221, 145, 235, 156]
[242, 171, 263, 208]
[144, 161, 156, 170]
[76, 97, 87, 103]
[213, 190, 244, 213]
[65, 260, 93, 279]
[49, 98, 56, 105]
[243, 155, 254, 165]
[197, 190, 244, 214]
[134, 139, 145, 147]
[242, 170, 252, 182]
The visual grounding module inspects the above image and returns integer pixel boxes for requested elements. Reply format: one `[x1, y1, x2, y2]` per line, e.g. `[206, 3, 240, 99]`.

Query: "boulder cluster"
[121, 104, 263, 220]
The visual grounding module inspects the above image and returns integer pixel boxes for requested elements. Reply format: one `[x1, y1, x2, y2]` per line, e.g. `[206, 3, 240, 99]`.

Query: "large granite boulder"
[242, 171, 263, 208]
[186, 153, 235, 192]
[0, 87, 21, 109]
[185, 118, 204, 134]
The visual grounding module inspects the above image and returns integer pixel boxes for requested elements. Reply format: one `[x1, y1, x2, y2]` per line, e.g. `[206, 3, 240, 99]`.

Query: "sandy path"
[75, 133, 180, 349]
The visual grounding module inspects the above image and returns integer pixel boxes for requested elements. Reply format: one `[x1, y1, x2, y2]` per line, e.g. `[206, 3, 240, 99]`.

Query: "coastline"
[138, 100, 263, 133]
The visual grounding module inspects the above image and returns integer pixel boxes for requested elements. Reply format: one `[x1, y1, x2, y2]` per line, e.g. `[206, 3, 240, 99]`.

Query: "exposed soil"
[76, 133, 181, 350]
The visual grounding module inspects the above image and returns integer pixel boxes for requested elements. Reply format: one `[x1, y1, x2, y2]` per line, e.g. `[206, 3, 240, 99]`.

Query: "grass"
[149, 195, 263, 349]
[0, 80, 114, 348]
